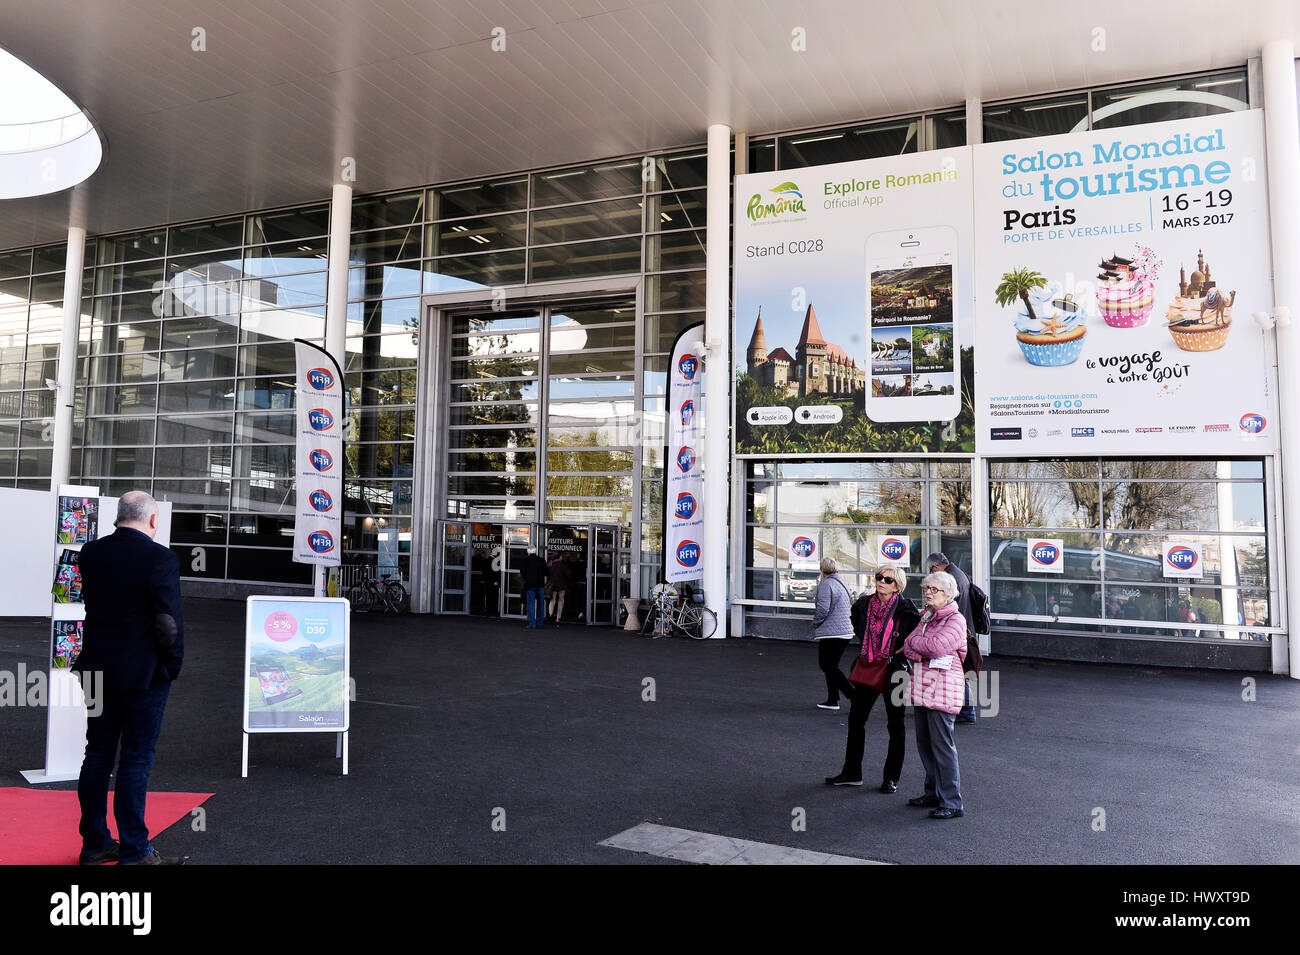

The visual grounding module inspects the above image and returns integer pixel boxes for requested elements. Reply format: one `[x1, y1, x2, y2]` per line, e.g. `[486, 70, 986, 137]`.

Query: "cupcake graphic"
[1096, 245, 1162, 328]
[996, 269, 1087, 366]
[1163, 249, 1235, 352]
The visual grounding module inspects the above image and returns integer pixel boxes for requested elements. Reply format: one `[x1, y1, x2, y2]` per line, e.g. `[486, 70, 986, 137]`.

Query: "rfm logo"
[791, 536, 816, 559]
[680, 399, 695, 427]
[678, 354, 698, 380]
[309, 449, 334, 472]
[674, 492, 697, 520]
[880, 538, 906, 561]
[676, 540, 700, 567]
[307, 367, 335, 390]
[1240, 413, 1266, 434]
[308, 409, 333, 431]
[309, 531, 334, 554]
[309, 490, 333, 512]
[1166, 546, 1198, 570]
[1030, 541, 1059, 566]
[677, 446, 695, 472]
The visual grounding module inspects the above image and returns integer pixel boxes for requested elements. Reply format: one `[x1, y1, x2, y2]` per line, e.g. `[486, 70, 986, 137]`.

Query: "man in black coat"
[926, 551, 978, 724]
[519, 546, 549, 628]
[72, 490, 184, 865]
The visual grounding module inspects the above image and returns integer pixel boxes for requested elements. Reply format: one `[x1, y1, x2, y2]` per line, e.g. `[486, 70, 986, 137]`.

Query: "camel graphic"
[1200, 289, 1236, 325]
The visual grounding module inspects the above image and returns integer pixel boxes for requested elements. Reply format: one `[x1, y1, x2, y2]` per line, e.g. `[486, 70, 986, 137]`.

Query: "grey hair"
[925, 552, 950, 570]
[878, 563, 907, 592]
[116, 490, 157, 526]
[922, 570, 959, 600]
[819, 556, 838, 574]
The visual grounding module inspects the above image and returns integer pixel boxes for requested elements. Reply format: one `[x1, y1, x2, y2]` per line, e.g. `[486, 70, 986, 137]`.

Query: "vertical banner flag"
[293, 340, 344, 566]
[665, 324, 705, 584]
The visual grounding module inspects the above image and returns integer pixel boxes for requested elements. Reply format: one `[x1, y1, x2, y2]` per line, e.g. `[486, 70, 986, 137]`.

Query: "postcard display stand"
[242, 596, 351, 777]
[21, 487, 172, 784]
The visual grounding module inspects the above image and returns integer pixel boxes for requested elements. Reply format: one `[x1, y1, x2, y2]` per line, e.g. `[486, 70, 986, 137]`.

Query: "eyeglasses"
[923, 585, 945, 593]
[874, 573, 896, 584]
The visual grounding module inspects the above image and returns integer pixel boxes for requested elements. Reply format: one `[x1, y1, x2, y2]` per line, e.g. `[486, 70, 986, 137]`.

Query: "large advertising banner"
[733, 147, 975, 455]
[665, 324, 704, 583]
[974, 110, 1276, 454]
[243, 596, 350, 732]
[292, 340, 344, 566]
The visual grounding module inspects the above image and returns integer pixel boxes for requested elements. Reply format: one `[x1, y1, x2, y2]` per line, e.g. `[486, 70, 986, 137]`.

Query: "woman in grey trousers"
[812, 556, 856, 710]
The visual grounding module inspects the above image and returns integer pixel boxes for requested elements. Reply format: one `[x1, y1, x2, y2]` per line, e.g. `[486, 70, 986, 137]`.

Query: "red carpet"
[0, 787, 213, 865]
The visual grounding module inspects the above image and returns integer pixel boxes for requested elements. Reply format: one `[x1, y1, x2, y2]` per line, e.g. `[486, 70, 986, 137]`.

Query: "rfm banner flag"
[293, 340, 343, 566]
[665, 323, 704, 584]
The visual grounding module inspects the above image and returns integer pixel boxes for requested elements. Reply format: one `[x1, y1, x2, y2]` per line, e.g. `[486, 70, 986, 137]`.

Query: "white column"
[1262, 40, 1300, 677]
[50, 222, 87, 492]
[319, 182, 353, 596]
[704, 123, 731, 637]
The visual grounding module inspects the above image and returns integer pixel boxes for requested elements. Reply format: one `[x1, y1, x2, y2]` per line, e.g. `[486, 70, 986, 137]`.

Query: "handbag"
[849, 655, 888, 691]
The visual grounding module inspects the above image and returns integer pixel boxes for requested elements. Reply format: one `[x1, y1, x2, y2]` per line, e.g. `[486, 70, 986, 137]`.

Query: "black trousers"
[840, 668, 907, 783]
[817, 638, 854, 704]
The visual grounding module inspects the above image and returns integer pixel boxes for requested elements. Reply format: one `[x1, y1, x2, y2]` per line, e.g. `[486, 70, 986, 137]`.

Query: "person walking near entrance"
[72, 490, 185, 865]
[812, 557, 855, 711]
[546, 552, 572, 626]
[520, 546, 548, 629]
[926, 551, 977, 724]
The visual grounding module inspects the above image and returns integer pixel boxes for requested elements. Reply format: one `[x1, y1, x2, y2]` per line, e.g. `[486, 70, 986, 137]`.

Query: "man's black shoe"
[879, 780, 898, 794]
[929, 807, 965, 820]
[824, 773, 863, 786]
[120, 848, 184, 866]
[907, 795, 940, 807]
[79, 841, 119, 866]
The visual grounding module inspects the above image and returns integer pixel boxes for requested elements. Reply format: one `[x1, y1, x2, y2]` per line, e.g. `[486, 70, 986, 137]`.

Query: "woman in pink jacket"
[902, 570, 968, 819]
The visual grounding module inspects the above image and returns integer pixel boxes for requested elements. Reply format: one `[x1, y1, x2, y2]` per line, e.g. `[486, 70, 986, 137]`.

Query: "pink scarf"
[864, 593, 897, 662]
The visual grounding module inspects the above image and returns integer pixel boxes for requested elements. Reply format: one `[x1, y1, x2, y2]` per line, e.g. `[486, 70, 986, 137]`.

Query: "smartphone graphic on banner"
[865, 227, 959, 423]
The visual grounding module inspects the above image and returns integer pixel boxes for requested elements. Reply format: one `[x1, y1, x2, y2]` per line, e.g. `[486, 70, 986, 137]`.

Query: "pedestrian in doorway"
[812, 556, 855, 711]
[520, 547, 549, 629]
[546, 553, 571, 626]
[926, 551, 977, 724]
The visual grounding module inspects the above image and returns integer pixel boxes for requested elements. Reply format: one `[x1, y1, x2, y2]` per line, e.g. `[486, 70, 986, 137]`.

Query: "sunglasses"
[874, 573, 896, 584]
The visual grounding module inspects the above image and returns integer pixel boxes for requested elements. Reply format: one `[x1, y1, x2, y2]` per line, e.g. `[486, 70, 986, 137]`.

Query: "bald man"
[72, 490, 185, 865]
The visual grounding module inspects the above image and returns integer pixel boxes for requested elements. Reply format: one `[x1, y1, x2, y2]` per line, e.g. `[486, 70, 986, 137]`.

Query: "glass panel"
[549, 322, 634, 352]
[646, 231, 705, 271]
[31, 273, 66, 303]
[161, 379, 236, 413]
[989, 531, 1102, 580]
[0, 249, 32, 280]
[161, 315, 237, 350]
[227, 547, 312, 584]
[1103, 481, 1261, 531]
[643, 311, 703, 353]
[84, 416, 156, 446]
[425, 250, 527, 291]
[778, 119, 920, 167]
[932, 479, 974, 526]
[351, 192, 424, 232]
[925, 110, 967, 149]
[236, 342, 295, 378]
[449, 403, 538, 426]
[96, 230, 167, 265]
[160, 347, 237, 381]
[451, 329, 541, 358]
[451, 380, 540, 403]
[347, 442, 414, 478]
[529, 237, 641, 283]
[1092, 72, 1247, 130]
[156, 414, 233, 445]
[983, 95, 1089, 142]
[88, 352, 158, 385]
[168, 217, 244, 255]
[155, 445, 232, 479]
[990, 459, 1098, 480]
[345, 334, 420, 367]
[645, 271, 705, 311]
[547, 376, 635, 399]
[451, 356, 538, 379]
[449, 429, 537, 451]
[84, 384, 157, 416]
[547, 450, 634, 473]
[347, 297, 420, 335]
[235, 376, 294, 411]
[426, 212, 528, 256]
[648, 189, 706, 232]
[348, 263, 421, 300]
[749, 140, 776, 173]
[233, 444, 295, 480]
[990, 481, 1101, 528]
[546, 499, 633, 523]
[168, 511, 228, 544]
[433, 177, 529, 219]
[80, 446, 152, 477]
[548, 352, 634, 376]
[449, 451, 538, 471]
[530, 197, 643, 245]
[451, 311, 538, 335]
[94, 260, 165, 297]
[776, 481, 923, 525]
[447, 475, 536, 496]
[236, 411, 294, 442]
[246, 206, 330, 245]
[532, 160, 642, 206]
[153, 478, 231, 509]
[231, 479, 295, 511]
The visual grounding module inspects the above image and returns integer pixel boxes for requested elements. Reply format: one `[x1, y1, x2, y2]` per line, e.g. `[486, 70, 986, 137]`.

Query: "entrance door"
[437, 521, 472, 614]
[540, 523, 588, 623]
[498, 523, 534, 618]
[589, 524, 618, 625]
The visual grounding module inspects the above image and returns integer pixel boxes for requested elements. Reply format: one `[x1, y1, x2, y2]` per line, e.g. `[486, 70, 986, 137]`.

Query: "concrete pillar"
[50, 213, 87, 493]
[1261, 40, 1300, 677]
[704, 123, 731, 637]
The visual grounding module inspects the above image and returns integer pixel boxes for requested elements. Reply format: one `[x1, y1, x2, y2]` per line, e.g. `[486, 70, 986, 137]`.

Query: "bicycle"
[640, 587, 717, 640]
[348, 572, 410, 614]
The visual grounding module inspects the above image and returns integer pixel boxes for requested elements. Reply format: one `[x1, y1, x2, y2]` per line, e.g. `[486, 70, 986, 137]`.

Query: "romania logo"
[678, 354, 698, 380]
[745, 181, 806, 221]
[307, 367, 335, 390]
[308, 531, 335, 554]
[677, 446, 695, 473]
[1239, 413, 1265, 434]
[676, 540, 700, 567]
[674, 492, 697, 520]
[1166, 546, 1198, 571]
[309, 490, 333, 512]
[308, 409, 333, 431]
[791, 536, 816, 560]
[309, 449, 334, 472]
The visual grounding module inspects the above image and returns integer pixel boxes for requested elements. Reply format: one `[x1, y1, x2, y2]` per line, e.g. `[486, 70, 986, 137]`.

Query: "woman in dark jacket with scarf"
[825, 564, 920, 791]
